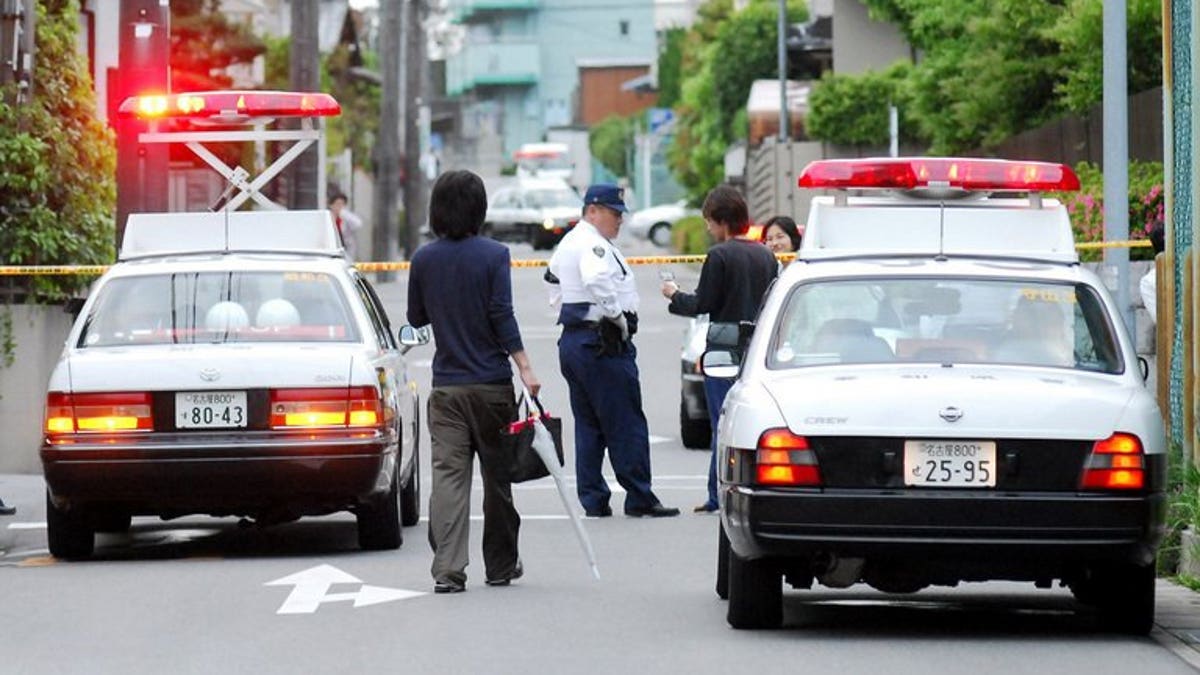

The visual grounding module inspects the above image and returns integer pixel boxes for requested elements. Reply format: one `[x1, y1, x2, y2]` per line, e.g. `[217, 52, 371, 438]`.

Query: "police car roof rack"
[117, 91, 342, 212]
[796, 158, 1082, 265]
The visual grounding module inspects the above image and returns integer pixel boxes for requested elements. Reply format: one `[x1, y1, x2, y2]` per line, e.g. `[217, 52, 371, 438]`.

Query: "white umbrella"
[526, 390, 600, 580]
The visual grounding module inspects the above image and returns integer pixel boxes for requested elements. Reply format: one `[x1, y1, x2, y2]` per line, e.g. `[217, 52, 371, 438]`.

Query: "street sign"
[265, 564, 424, 614]
[648, 108, 674, 135]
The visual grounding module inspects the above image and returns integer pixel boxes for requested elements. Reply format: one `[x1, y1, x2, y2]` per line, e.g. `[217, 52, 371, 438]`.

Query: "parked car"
[679, 316, 710, 449]
[627, 199, 697, 247]
[484, 178, 583, 250]
[708, 157, 1166, 634]
[40, 210, 427, 559]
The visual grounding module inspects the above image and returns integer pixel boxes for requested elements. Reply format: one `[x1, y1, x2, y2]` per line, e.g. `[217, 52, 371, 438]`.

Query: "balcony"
[447, 42, 540, 95]
[452, 0, 539, 23]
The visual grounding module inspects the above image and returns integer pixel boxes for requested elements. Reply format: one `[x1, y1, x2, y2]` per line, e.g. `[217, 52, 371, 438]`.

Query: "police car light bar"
[118, 90, 341, 121]
[797, 158, 1080, 193]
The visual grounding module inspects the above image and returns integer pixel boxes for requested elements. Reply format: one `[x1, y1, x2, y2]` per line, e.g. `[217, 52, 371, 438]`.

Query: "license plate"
[903, 440, 997, 487]
[176, 391, 248, 429]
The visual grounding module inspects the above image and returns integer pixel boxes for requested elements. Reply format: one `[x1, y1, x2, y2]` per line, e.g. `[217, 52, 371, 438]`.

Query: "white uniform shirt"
[547, 219, 639, 321]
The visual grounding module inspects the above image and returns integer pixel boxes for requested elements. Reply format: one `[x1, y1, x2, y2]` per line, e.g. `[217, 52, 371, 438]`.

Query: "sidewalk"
[1155, 580, 1200, 669]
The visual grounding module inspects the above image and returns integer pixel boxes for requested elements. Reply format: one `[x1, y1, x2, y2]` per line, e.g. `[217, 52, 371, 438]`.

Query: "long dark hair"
[429, 170, 487, 240]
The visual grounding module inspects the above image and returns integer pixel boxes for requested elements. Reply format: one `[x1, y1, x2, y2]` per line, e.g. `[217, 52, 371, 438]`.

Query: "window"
[619, 19, 629, 36]
[767, 278, 1121, 373]
[78, 271, 358, 347]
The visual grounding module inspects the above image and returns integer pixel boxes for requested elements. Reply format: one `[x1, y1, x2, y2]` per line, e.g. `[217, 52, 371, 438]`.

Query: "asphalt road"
[0, 234, 1195, 674]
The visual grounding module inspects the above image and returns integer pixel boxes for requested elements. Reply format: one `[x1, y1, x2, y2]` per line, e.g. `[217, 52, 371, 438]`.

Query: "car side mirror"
[1138, 355, 1149, 382]
[700, 349, 739, 379]
[398, 325, 431, 354]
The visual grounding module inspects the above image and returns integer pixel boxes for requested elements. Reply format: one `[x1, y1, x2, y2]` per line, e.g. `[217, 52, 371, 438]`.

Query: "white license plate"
[176, 391, 248, 429]
[903, 440, 997, 487]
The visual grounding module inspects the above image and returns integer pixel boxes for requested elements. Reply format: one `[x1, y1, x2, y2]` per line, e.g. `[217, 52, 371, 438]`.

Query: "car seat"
[812, 318, 894, 363]
[255, 298, 301, 328]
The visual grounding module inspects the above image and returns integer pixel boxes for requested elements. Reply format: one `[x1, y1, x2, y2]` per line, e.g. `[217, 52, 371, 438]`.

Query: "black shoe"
[486, 560, 524, 587]
[624, 504, 681, 518]
[584, 505, 613, 518]
[0, 503, 14, 516]
[434, 580, 465, 594]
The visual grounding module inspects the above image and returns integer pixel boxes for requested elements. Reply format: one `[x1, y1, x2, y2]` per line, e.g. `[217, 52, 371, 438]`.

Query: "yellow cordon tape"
[0, 243, 1146, 276]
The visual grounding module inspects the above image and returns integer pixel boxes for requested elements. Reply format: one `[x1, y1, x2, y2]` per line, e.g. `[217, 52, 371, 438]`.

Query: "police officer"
[546, 184, 680, 518]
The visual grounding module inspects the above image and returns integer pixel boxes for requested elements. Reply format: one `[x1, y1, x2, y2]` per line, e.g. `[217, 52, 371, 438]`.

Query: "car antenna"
[936, 201, 948, 261]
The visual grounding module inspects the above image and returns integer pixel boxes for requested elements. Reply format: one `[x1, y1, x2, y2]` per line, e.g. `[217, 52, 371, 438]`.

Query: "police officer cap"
[583, 184, 628, 213]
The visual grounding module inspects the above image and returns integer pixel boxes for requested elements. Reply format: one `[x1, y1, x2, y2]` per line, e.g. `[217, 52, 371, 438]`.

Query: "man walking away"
[408, 170, 542, 593]
[546, 183, 680, 519]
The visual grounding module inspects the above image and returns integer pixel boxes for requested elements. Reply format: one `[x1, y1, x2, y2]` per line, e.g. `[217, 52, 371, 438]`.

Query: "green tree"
[1047, 0, 1162, 112]
[0, 0, 115, 301]
[171, 0, 267, 92]
[590, 114, 637, 178]
[656, 28, 686, 109]
[806, 62, 919, 147]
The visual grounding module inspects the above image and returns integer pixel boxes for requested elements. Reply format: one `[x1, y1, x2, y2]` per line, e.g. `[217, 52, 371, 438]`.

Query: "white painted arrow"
[265, 564, 424, 614]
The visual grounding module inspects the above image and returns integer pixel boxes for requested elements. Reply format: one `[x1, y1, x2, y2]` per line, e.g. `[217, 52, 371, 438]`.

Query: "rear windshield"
[767, 278, 1122, 374]
[77, 271, 358, 347]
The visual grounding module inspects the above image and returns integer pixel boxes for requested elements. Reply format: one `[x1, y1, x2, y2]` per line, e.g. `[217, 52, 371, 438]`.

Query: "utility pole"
[288, 0, 320, 209]
[0, 0, 35, 103]
[776, 0, 788, 142]
[402, 0, 427, 259]
[373, 0, 402, 279]
[115, 0, 169, 249]
[1102, 0, 1131, 331]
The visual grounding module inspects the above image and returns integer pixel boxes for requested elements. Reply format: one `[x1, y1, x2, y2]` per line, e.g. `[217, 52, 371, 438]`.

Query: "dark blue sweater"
[407, 236, 524, 387]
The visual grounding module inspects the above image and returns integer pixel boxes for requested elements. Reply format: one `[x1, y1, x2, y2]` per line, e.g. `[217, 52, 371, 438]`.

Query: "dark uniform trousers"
[426, 384, 520, 586]
[558, 326, 659, 513]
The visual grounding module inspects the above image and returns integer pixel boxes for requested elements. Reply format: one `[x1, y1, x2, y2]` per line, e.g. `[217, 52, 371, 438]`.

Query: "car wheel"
[1094, 560, 1156, 635]
[93, 511, 132, 534]
[649, 223, 671, 247]
[716, 521, 730, 600]
[727, 550, 782, 629]
[45, 491, 94, 560]
[358, 469, 402, 550]
[400, 406, 421, 527]
[680, 400, 711, 449]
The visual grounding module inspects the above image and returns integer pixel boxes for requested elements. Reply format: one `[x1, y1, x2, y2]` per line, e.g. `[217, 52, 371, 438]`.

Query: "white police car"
[706, 158, 1166, 633]
[40, 210, 427, 559]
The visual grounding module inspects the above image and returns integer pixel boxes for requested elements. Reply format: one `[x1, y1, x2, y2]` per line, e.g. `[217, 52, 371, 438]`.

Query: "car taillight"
[45, 392, 154, 435]
[755, 428, 821, 486]
[1080, 432, 1145, 490]
[269, 386, 383, 429]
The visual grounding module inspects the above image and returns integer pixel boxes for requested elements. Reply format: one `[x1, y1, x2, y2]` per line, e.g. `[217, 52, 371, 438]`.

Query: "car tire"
[400, 406, 421, 527]
[1094, 560, 1156, 635]
[727, 551, 782, 629]
[45, 491, 94, 560]
[649, 223, 671, 247]
[93, 512, 133, 534]
[716, 521, 730, 600]
[358, 469, 403, 550]
[680, 401, 711, 449]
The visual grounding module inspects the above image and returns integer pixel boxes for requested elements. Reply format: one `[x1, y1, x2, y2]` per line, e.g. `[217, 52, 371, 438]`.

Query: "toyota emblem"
[939, 406, 963, 423]
[198, 367, 221, 382]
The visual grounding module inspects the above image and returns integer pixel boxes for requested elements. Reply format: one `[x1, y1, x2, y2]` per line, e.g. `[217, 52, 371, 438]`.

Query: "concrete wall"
[832, 0, 910, 75]
[1, 305, 75, 474]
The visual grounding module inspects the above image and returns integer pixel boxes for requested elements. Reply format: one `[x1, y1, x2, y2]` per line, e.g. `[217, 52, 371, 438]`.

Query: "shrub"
[1053, 161, 1163, 262]
[671, 215, 710, 255]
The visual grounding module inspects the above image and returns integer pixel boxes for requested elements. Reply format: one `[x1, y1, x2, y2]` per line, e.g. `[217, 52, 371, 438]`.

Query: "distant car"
[627, 199, 697, 247]
[40, 210, 428, 559]
[679, 316, 710, 449]
[485, 178, 583, 250]
[710, 157, 1166, 634]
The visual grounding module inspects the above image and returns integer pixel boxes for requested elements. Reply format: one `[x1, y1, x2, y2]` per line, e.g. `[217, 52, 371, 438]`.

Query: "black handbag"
[500, 394, 564, 483]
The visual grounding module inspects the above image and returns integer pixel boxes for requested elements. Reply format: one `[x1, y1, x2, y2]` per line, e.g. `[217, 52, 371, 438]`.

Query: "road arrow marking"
[265, 564, 424, 614]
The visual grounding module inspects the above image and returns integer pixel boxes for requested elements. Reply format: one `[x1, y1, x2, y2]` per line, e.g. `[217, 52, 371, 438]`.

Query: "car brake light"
[45, 392, 154, 435]
[755, 428, 821, 486]
[1080, 432, 1145, 490]
[270, 386, 383, 429]
[797, 158, 1081, 192]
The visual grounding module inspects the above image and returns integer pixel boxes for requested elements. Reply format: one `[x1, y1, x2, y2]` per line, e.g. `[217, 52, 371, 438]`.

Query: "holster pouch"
[624, 311, 639, 337]
[593, 318, 627, 357]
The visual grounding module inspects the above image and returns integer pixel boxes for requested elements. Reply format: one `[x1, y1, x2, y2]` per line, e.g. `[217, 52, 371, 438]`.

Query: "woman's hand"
[660, 281, 679, 299]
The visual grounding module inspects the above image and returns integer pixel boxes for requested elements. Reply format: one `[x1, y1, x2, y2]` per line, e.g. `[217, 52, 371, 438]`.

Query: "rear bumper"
[722, 486, 1166, 570]
[42, 431, 396, 516]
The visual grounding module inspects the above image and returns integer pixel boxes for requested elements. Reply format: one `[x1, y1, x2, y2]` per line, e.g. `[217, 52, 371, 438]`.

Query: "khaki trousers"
[426, 384, 520, 586]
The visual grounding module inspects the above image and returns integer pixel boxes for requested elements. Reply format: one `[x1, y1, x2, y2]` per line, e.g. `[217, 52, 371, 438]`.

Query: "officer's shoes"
[624, 504, 681, 518]
[584, 505, 613, 518]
